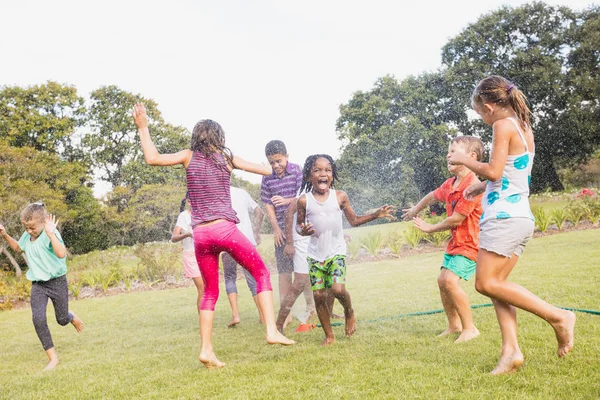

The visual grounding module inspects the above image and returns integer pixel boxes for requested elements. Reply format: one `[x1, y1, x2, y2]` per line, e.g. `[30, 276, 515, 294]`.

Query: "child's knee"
[475, 277, 491, 296]
[57, 314, 71, 326]
[313, 290, 328, 303]
[330, 286, 346, 299]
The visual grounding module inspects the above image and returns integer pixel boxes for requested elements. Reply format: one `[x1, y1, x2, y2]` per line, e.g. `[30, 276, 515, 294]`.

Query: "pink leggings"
[193, 220, 272, 311]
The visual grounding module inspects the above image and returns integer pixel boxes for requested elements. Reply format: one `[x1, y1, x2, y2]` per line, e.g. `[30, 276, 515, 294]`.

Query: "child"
[171, 195, 204, 313]
[261, 140, 313, 323]
[133, 104, 294, 369]
[403, 136, 485, 343]
[448, 76, 575, 374]
[221, 185, 265, 327]
[0, 203, 84, 370]
[295, 154, 394, 345]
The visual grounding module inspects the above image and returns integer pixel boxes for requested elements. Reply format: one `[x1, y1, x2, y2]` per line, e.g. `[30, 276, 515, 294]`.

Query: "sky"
[0, 0, 596, 196]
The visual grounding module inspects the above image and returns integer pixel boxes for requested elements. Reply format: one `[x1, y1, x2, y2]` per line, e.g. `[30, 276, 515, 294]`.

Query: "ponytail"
[472, 75, 532, 130]
[180, 197, 187, 213]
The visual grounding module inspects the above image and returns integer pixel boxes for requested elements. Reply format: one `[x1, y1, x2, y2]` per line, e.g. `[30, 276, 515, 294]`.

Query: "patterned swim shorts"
[307, 254, 347, 290]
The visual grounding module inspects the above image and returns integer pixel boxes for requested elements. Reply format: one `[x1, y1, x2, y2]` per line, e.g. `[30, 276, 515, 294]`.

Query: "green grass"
[1, 230, 599, 399]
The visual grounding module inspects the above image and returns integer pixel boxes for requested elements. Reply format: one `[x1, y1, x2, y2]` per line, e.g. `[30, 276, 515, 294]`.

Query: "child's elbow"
[56, 251, 67, 259]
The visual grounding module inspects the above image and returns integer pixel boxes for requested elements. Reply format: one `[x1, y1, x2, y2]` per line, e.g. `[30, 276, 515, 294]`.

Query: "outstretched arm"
[231, 155, 272, 176]
[133, 103, 192, 167]
[337, 191, 395, 227]
[413, 212, 466, 234]
[402, 191, 436, 220]
[0, 224, 22, 255]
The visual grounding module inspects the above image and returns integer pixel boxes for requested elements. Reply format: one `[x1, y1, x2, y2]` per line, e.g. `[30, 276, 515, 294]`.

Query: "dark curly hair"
[190, 119, 235, 170]
[300, 154, 339, 193]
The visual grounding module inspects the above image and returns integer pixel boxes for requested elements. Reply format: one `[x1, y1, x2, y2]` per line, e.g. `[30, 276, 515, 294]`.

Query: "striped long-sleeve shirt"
[260, 162, 303, 228]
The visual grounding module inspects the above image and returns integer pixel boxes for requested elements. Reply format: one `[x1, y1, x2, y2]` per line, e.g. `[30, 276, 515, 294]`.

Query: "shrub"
[550, 209, 568, 230]
[532, 206, 551, 232]
[403, 226, 426, 249]
[347, 239, 362, 259]
[134, 243, 181, 283]
[69, 281, 82, 299]
[386, 231, 404, 255]
[425, 231, 451, 247]
[361, 233, 384, 257]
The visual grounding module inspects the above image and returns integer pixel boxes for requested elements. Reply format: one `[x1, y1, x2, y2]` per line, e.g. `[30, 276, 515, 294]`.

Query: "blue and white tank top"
[481, 117, 534, 223]
[305, 189, 347, 262]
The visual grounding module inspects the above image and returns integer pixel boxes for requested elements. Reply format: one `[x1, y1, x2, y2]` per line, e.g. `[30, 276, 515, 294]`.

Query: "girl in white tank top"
[294, 154, 395, 345]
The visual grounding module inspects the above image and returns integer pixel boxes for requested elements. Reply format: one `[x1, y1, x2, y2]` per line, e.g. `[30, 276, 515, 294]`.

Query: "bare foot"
[227, 316, 240, 328]
[70, 312, 84, 333]
[266, 331, 296, 346]
[438, 327, 461, 337]
[282, 313, 293, 329]
[43, 359, 59, 371]
[321, 336, 336, 346]
[331, 312, 344, 319]
[490, 352, 524, 375]
[199, 353, 226, 369]
[455, 328, 480, 343]
[345, 311, 357, 338]
[553, 310, 576, 357]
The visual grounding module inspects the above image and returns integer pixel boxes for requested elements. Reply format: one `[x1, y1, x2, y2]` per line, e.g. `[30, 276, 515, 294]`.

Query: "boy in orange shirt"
[403, 136, 485, 343]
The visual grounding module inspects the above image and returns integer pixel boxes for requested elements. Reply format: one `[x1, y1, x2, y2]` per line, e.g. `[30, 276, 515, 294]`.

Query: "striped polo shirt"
[186, 152, 240, 227]
[260, 162, 303, 228]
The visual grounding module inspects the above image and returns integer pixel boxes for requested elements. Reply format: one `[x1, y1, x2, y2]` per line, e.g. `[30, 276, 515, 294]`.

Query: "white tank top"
[481, 117, 535, 223]
[305, 189, 347, 262]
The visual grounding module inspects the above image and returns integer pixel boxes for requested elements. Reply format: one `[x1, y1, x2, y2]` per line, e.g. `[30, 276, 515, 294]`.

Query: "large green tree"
[0, 81, 86, 158]
[441, 2, 600, 191]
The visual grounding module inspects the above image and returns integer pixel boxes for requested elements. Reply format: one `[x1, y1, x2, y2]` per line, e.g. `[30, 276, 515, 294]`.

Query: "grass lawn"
[1, 229, 599, 399]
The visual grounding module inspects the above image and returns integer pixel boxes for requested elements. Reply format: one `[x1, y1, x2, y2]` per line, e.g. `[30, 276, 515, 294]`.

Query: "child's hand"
[298, 222, 315, 236]
[375, 205, 396, 220]
[401, 207, 417, 221]
[0, 224, 5, 236]
[132, 103, 148, 130]
[271, 196, 288, 207]
[44, 214, 59, 235]
[464, 182, 486, 201]
[447, 151, 469, 166]
[412, 217, 434, 233]
[284, 243, 295, 257]
[273, 226, 286, 247]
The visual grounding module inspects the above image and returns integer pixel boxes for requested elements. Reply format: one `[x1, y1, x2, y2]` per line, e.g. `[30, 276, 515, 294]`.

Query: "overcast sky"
[0, 0, 595, 196]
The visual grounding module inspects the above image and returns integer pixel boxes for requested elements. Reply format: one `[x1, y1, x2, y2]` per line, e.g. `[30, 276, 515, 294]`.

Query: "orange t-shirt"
[432, 172, 483, 261]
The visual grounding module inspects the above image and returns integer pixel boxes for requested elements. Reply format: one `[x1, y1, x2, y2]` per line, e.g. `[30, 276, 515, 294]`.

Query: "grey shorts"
[479, 217, 534, 258]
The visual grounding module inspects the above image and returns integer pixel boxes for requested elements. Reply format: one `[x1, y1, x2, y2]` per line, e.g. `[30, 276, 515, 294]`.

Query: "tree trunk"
[1, 244, 22, 277]
[531, 158, 564, 193]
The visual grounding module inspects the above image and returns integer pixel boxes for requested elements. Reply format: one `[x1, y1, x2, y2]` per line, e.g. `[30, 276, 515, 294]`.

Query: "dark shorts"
[275, 241, 294, 274]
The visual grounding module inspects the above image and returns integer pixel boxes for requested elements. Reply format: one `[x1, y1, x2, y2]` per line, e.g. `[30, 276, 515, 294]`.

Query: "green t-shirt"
[18, 229, 67, 282]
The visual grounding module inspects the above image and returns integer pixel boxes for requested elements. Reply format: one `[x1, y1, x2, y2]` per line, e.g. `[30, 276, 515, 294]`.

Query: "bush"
[134, 243, 181, 283]
[550, 209, 568, 230]
[386, 231, 404, 255]
[425, 231, 451, 247]
[403, 226, 426, 249]
[532, 206, 551, 232]
[361, 233, 384, 256]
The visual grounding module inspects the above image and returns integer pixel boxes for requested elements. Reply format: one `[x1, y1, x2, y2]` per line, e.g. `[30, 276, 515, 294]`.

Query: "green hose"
[318, 303, 599, 327]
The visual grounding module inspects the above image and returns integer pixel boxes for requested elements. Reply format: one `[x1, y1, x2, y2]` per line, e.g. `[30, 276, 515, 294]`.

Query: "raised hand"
[412, 217, 434, 233]
[132, 103, 148, 130]
[401, 207, 417, 221]
[44, 214, 59, 235]
[375, 205, 397, 220]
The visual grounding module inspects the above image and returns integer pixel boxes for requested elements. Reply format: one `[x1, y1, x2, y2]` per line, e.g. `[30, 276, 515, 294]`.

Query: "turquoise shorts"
[442, 254, 476, 281]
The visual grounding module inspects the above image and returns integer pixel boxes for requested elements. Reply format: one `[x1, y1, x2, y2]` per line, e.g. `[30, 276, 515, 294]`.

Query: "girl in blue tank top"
[447, 76, 575, 375]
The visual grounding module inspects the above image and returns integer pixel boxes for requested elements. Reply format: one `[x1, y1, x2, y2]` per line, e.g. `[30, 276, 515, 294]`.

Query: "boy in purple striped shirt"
[261, 140, 307, 321]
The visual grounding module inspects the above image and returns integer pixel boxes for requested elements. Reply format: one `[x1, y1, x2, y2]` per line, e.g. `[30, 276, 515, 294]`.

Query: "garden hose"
[318, 303, 600, 327]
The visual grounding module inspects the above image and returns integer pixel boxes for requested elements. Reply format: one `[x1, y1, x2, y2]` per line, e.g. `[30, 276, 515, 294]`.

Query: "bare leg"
[255, 290, 295, 345]
[191, 277, 204, 315]
[314, 289, 335, 345]
[303, 277, 315, 313]
[252, 296, 264, 323]
[437, 269, 462, 337]
[327, 291, 343, 319]
[198, 310, 225, 369]
[279, 272, 293, 326]
[43, 347, 59, 371]
[227, 293, 241, 327]
[276, 274, 310, 331]
[331, 283, 356, 338]
[440, 270, 479, 343]
[476, 249, 575, 370]
[490, 298, 523, 375]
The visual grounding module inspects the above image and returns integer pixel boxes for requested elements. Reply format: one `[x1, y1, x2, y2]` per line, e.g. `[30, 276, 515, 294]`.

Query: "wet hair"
[20, 202, 47, 223]
[471, 75, 532, 130]
[300, 154, 339, 193]
[451, 136, 485, 162]
[191, 119, 235, 169]
[179, 193, 188, 213]
[265, 140, 287, 157]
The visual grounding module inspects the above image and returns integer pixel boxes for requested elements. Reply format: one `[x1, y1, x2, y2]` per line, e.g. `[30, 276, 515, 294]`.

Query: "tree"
[0, 81, 86, 158]
[441, 2, 600, 191]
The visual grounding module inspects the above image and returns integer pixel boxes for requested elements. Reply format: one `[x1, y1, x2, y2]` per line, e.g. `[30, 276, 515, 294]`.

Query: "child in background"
[171, 195, 204, 313]
[221, 185, 265, 327]
[0, 203, 84, 370]
[448, 76, 575, 374]
[403, 136, 485, 343]
[133, 103, 294, 369]
[296, 154, 394, 345]
[261, 140, 313, 323]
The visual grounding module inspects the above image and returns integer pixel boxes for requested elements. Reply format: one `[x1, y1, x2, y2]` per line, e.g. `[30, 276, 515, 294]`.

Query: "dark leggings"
[31, 275, 73, 350]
